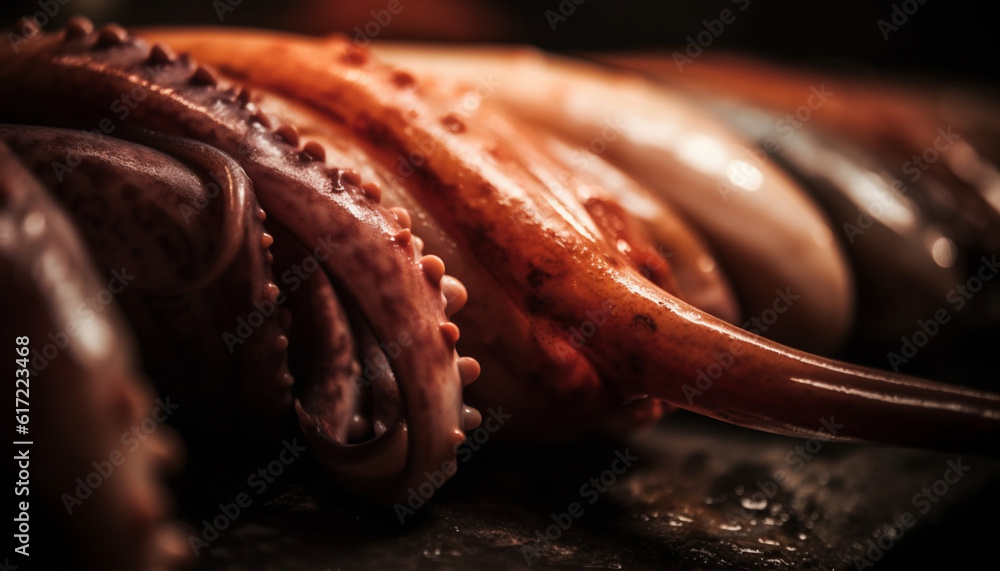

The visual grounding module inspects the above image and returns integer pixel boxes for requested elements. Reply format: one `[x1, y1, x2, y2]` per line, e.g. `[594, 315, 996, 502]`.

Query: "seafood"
[0, 139, 185, 570]
[2, 20, 999, 568]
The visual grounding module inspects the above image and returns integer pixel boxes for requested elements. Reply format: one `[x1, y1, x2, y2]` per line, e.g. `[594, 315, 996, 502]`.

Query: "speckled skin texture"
[142, 29, 1000, 454]
[0, 19, 471, 504]
[1, 21, 998, 552]
[0, 125, 293, 424]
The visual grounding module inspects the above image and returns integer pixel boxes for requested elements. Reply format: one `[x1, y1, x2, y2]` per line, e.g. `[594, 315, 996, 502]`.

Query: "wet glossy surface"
[186, 413, 999, 570]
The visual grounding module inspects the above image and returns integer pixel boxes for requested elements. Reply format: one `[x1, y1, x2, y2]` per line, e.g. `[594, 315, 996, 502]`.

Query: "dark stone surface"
[179, 412, 999, 570]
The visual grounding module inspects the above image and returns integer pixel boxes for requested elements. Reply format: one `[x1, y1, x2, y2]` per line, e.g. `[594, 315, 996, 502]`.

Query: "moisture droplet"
[740, 496, 768, 511]
[720, 523, 743, 531]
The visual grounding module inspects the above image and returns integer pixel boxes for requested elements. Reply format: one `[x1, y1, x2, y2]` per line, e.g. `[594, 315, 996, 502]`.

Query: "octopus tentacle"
[482, 110, 740, 323]
[603, 52, 1000, 227]
[287, 218, 482, 493]
[0, 21, 474, 500]
[0, 125, 222, 292]
[144, 29, 1000, 454]
[113, 127, 251, 295]
[271, 222, 359, 443]
[0, 125, 293, 421]
[0, 140, 185, 570]
[158, 46, 620, 439]
[370, 43, 855, 353]
[658, 82, 1000, 342]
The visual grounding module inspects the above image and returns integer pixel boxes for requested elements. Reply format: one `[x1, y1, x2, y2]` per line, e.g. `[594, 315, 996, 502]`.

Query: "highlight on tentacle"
[371, 42, 855, 354]
[0, 20, 476, 500]
[601, 52, 1000, 227]
[141, 29, 1000, 454]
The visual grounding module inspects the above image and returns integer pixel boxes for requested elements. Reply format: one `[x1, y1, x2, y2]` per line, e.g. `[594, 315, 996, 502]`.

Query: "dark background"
[2, 0, 996, 83]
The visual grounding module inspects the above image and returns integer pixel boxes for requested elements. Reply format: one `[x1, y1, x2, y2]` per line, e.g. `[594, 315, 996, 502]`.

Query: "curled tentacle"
[0, 125, 293, 424]
[0, 21, 475, 500]
[144, 29, 1000, 454]
[114, 126, 251, 295]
